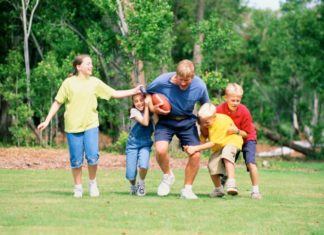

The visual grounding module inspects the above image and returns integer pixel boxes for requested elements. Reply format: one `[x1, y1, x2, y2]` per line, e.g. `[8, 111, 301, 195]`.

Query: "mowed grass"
[0, 161, 324, 235]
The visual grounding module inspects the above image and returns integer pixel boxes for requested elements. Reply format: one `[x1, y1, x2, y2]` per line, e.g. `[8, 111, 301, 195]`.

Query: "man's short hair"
[176, 59, 195, 78]
[198, 103, 216, 119]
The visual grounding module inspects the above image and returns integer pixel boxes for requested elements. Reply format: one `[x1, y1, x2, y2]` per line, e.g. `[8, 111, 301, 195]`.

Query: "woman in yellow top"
[38, 54, 142, 198]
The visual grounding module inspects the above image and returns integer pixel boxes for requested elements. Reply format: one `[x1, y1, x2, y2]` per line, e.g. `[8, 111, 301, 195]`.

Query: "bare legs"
[72, 164, 97, 185]
[155, 140, 200, 186]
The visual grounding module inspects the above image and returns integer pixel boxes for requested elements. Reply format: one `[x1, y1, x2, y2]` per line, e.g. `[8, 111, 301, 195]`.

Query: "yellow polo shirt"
[55, 75, 115, 133]
[207, 114, 243, 153]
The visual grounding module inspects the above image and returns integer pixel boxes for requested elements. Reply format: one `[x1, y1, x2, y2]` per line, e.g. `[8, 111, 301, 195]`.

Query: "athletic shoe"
[209, 188, 225, 198]
[227, 187, 238, 195]
[180, 188, 198, 200]
[136, 182, 146, 196]
[157, 173, 175, 196]
[251, 192, 262, 199]
[130, 185, 137, 195]
[89, 183, 100, 197]
[226, 180, 238, 196]
[73, 186, 83, 198]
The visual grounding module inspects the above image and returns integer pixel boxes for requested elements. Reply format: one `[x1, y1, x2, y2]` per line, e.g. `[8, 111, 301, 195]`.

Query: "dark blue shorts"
[154, 116, 200, 147]
[242, 140, 257, 165]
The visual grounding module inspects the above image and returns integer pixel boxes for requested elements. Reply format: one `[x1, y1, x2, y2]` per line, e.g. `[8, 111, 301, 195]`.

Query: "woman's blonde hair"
[198, 103, 216, 119]
[225, 83, 244, 96]
[176, 59, 195, 78]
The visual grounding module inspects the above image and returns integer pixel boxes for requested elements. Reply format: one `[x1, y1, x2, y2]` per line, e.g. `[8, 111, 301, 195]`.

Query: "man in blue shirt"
[146, 59, 209, 199]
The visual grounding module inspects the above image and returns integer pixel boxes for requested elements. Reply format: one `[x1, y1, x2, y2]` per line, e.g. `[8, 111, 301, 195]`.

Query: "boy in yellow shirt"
[184, 103, 243, 197]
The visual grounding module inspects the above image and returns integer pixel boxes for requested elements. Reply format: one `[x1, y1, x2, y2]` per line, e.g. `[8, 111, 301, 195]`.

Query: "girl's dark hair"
[68, 54, 90, 77]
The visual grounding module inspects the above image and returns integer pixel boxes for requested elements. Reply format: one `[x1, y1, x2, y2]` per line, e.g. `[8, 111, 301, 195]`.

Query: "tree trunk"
[292, 93, 299, 134]
[311, 91, 319, 126]
[254, 123, 314, 156]
[193, 0, 204, 67]
[21, 0, 41, 143]
[117, 0, 145, 86]
[21, 0, 39, 108]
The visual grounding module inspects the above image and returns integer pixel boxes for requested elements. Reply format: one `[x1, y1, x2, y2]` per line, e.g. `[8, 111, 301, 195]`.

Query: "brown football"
[151, 93, 171, 112]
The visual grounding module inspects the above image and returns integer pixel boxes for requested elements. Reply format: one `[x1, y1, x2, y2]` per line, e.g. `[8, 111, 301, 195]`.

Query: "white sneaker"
[89, 183, 100, 197]
[180, 188, 198, 200]
[209, 187, 225, 198]
[130, 185, 137, 195]
[157, 173, 175, 196]
[226, 179, 238, 196]
[136, 182, 146, 196]
[73, 186, 83, 198]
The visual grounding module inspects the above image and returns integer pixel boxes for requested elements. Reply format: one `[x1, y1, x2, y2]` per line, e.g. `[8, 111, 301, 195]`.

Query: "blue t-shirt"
[146, 72, 210, 116]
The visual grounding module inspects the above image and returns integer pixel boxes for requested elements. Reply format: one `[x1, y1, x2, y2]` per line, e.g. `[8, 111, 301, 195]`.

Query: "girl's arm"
[37, 101, 62, 131]
[133, 106, 150, 126]
[112, 85, 142, 98]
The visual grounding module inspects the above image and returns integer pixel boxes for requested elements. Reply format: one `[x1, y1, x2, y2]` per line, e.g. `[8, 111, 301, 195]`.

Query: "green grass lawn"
[0, 161, 324, 235]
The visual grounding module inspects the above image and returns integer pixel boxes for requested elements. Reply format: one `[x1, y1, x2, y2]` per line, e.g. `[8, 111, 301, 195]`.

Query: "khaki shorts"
[208, 144, 239, 176]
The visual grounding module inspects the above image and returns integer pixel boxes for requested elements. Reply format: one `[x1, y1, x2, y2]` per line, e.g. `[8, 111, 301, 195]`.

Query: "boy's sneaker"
[89, 183, 100, 197]
[136, 183, 146, 196]
[209, 188, 225, 198]
[180, 188, 198, 200]
[130, 185, 137, 195]
[226, 180, 238, 196]
[227, 187, 238, 195]
[251, 192, 262, 199]
[73, 186, 83, 198]
[157, 173, 175, 196]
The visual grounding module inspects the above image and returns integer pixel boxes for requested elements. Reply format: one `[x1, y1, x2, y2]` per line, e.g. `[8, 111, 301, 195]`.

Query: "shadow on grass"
[111, 191, 182, 198]
[33, 190, 72, 196]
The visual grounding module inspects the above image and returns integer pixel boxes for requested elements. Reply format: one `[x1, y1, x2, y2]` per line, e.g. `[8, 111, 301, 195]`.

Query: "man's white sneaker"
[157, 173, 175, 196]
[73, 186, 83, 198]
[89, 183, 100, 197]
[136, 182, 146, 196]
[180, 188, 198, 200]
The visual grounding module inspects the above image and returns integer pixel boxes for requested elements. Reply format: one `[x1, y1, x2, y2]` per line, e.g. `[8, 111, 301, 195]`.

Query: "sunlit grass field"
[0, 161, 323, 235]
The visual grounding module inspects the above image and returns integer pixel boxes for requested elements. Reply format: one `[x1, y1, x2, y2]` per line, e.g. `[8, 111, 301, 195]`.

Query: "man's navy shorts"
[154, 116, 200, 147]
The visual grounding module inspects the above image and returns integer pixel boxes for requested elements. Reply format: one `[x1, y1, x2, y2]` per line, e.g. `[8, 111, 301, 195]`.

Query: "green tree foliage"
[0, 50, 33, 145]
[0, 0, 323, 158]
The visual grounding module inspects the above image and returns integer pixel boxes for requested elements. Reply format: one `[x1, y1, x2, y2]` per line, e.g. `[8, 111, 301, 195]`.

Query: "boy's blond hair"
[198, 103, 216, 119]
[176, 59, 195, 78]
[225, 83, 244, 96]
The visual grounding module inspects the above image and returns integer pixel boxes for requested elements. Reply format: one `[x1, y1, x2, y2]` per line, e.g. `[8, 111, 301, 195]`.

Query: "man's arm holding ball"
[146, 94, 170, 115]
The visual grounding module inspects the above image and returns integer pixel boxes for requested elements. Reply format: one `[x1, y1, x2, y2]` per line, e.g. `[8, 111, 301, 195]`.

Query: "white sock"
[185, 184, 192, 190]
[227, 178, 236, 185]
[138, 178, 145, 185]
[89, 179, 97, 185]
[252, 185, 259, 193]
[216, 185, 224, 191]
[75, 184, 82, 189]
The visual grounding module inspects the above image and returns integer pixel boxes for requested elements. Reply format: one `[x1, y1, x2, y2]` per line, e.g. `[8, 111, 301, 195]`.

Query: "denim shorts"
[66, 127, 99, 168]
[154, 117, 200, 146]
[125, 144, 151, 181]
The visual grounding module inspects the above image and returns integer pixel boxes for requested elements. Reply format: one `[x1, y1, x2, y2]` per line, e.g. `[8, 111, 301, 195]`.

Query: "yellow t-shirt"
[208, 114, 243, 153]
[55, 75, 115, 133]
